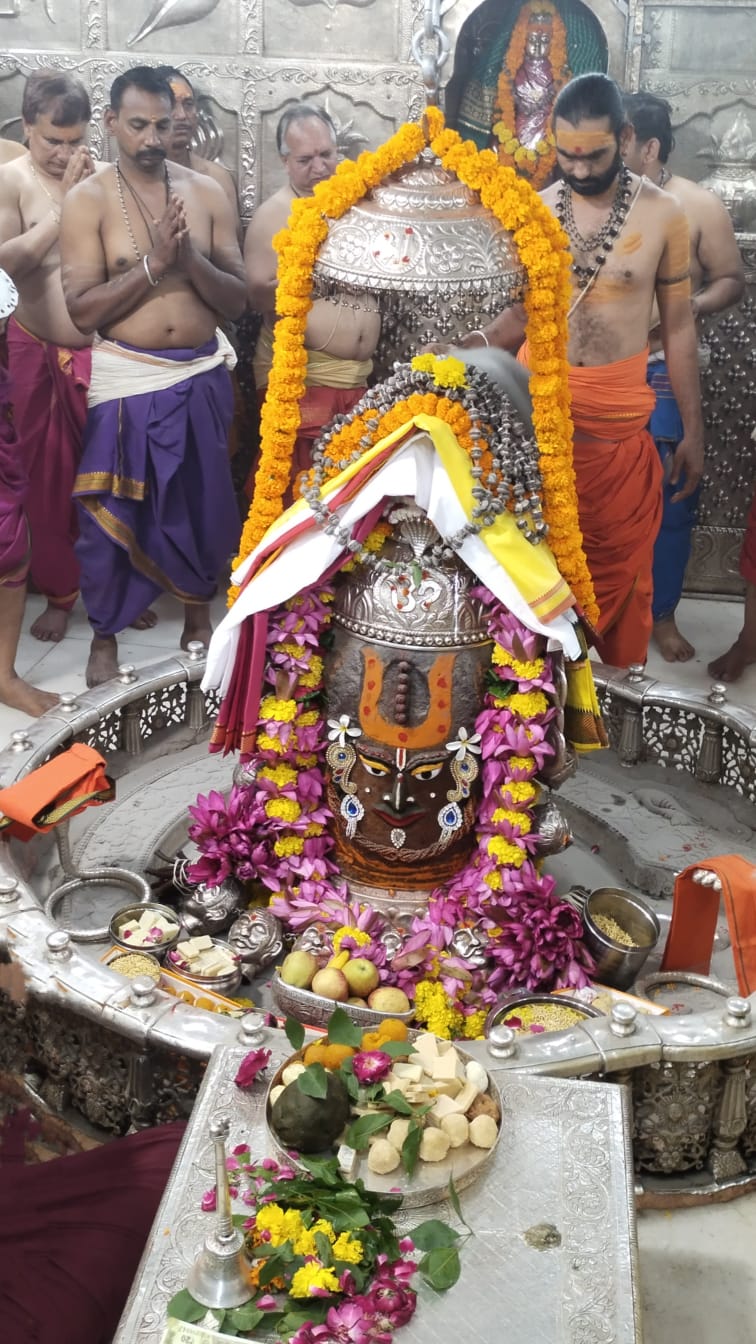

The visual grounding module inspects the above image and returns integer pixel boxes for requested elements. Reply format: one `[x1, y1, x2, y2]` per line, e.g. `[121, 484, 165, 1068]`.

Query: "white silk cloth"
[87, 328, 237, 408]
[203, 430, 581, 696]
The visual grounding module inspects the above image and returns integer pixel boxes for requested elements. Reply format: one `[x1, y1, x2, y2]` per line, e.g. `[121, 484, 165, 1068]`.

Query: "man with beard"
[244, 102, 380, 497]
[153, 66, 240, 236]
[60, 66, 246, 688]
[0, 72, 99, 644]
[465, 73, 703, 668]
[623, 91, 744, 663]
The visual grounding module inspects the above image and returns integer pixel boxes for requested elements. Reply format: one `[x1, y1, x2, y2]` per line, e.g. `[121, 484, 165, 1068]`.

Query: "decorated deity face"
[324, 637, 491, 890]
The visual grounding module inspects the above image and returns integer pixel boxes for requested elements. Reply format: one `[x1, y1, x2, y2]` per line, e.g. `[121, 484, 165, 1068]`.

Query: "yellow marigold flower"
[500, 779, 537, 806]
[363, 523, 391, 553]
[491, 646, 546, 681]
[430, 355, 467, 389]
[257, 734, 286, 755]
[332, 1232, 364, 1264]
[491, 807, 532, 834]
[293, 1218, 336, 1257]
[486, 836, 526, 867]
[484, 870, 502, 890]
[411, 353, 436, 373]
[463, 1010, 487, 1040]
[259, 695, 297, 723]
[508, 691, 549, 718]
[265, 798, 302, 823]
[274, 836, 305, 858]
[277, 642, 307, 660]
[290, 1263, 340, 1298]
[508, 754, 536, 774]
[297, 710, 319, 726]
[333, 925, 371, 952]
[296, 753, 318, 768]
[258, 764, 298, 788]
[414, 979, 464, 1040]
[303, 823, 324, 838]
[256, 1204, 306, 1248]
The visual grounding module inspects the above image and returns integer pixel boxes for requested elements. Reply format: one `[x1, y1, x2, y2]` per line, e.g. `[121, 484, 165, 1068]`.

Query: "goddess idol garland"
[190, 353, 605, 1033]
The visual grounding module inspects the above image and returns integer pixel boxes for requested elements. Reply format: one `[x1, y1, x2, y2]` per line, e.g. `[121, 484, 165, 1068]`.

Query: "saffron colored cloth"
[0, 361, 29, 589]
[519, 341, 663, 667]
[6, 316, 90, 612]
[660, 856, 756, 996]
[244, 383, 367, 500]
[74, 338, 240, 637]
[0, 1117, 185, 1344]
[740, 483, 756, 586]
[647, 357, 700, 622]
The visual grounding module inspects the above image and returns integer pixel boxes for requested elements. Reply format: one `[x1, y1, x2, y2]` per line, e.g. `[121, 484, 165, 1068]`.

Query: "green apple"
[343, 956, 380, 997]
[280, 949, 318, 989]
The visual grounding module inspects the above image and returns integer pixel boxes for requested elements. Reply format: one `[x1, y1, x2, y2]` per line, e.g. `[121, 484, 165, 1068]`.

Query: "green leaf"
[345, 1110, 393, 1148]
[327, 1006, 362, 1047]
[409, 1218, 460, 1251]
[166, 1289, 206, 1323]
[228, 1302, 265, 1331]
[299, 1154, 342, 1185]
[380, 1089, 414, 1115]
[374, 1039, 413, 1058]
[401, 1121, 423, 1176]
[447, 1176, 472, 1232]
[285, 1017, 306, 1051]
[420, 1244, 462, 1292]
[342, 1067, 359, 1101]
[296, 1063, 328, 1099]
[315, 1230, 333, 1264]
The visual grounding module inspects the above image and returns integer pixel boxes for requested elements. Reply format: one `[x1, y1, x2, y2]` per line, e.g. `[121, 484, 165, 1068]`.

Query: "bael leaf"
[380, 1089, 414, 1115]
[447, 1176, 472, 1233]
[419, 1244, 462, 1292]
[166, 1289, 206, 1323]
[409, 1218, 460, 1251]
[296, 1063, 328, 1099]
[285, 1017, 306, 1051]
[327, 1006, 362, 1047]
[345, 1110, 393, 1148]
[228, 1302, 265, 1331]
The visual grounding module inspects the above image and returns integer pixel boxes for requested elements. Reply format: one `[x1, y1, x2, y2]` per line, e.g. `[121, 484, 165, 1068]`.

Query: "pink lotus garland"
[188, 580, 592, 1022]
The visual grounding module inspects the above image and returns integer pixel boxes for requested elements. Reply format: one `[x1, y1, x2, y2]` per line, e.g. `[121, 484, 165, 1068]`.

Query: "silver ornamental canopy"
[314, 152, 525, 303]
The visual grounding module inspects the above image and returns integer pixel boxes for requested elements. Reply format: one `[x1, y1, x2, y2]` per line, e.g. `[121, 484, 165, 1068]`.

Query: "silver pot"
[582, 888, 660, 992]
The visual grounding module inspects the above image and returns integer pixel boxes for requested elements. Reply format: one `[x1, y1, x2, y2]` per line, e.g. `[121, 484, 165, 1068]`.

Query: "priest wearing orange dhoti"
[464, 74, 704, 668]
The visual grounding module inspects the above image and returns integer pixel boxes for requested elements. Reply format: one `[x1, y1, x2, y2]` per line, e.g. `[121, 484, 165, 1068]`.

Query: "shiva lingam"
[322, 504, 573, 919]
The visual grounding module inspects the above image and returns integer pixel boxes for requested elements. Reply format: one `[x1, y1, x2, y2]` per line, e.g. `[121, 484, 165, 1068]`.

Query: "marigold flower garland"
[492, 0, 569, 188]
[230, 105, 598, 625]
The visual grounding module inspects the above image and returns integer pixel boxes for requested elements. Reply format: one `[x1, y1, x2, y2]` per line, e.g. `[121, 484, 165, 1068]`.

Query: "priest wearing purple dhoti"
[60, 65, 245, 688]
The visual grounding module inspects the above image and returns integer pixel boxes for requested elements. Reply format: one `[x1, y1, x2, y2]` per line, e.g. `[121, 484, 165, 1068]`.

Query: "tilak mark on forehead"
[557, 128, 617, 155]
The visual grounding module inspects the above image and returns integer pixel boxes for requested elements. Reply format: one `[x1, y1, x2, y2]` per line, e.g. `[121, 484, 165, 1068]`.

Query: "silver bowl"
[485, 989, 604, 1037]
[107, 948, 162, 982]
[271, 971, 414, 1031]
[582, 887, 661, 992]
[109, 902, 181, 960]
[166, 938, 243, 997]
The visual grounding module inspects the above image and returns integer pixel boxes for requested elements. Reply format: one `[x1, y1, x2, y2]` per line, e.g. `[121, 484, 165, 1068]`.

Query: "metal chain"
[411, 0, 451, 106]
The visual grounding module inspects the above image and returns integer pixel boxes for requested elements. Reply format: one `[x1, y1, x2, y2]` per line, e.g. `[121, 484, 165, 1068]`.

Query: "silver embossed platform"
[114, 1040, 642, 1344]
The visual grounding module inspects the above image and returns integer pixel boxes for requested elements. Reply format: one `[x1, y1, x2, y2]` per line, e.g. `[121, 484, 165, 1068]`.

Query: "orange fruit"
[360, 1029, 385, 1051]
[322, 1043, 356, 1069]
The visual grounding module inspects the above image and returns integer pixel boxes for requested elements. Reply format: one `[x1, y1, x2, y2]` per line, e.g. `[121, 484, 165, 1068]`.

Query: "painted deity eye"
[409, 762, 445, 782]
[358, 754, 391, 777]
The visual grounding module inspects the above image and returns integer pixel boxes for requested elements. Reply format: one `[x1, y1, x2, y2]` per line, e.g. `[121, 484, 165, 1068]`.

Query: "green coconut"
[270, 1071, 351, 1153]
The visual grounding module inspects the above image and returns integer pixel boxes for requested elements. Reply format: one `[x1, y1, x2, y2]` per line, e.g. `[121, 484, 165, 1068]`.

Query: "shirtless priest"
[60, 66, 245, 688]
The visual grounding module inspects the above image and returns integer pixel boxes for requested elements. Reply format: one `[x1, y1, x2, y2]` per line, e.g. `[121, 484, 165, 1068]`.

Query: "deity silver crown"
[331, 507, 490, 649]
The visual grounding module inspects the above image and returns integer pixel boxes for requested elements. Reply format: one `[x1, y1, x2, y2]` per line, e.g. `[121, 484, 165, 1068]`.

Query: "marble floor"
[5, 590, 756, 1343]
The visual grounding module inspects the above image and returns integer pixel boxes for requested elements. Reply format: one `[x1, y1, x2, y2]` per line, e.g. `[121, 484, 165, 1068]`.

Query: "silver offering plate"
[266, 1047, 501, 1210]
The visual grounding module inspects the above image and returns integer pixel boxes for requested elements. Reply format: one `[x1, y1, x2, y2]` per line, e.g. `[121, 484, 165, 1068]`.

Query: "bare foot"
[707, 638, 756, 683]
[130, 609, 158, 631]
[0, 675, 59, 717]
[181, 608, 212, 652]
[86, 634, 119, 688]
[30, 603, 70, 643]
[653, 615, 695, 662]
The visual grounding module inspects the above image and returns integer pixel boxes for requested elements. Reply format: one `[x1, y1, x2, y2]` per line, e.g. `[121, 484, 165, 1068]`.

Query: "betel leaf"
[296, 1062, 328, 1098]
[166, 1289, 206, 1323]
[374, 1039, 413, 1059]
[228, 1302, 266, 1331]
[409, 1218, 460, 1252]
[345, 1110, 393, 1148]
[401, 1120, 423, 1176]
[419, 1244, 462, 1292]
[380, 1089, 414, 1116]
[326, 1006, 362, 1048]
[284, 1017, 306, 1051]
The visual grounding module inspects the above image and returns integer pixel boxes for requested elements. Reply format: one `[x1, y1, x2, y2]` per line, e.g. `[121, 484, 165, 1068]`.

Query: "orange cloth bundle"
[660, 856, 756, 996]
[0, 742, 114, 841]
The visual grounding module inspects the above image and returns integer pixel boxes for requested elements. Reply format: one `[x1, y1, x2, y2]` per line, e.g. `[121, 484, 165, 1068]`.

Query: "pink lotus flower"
[234, 1048, 271, 1089]
[352, 1050, 392, 1084]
